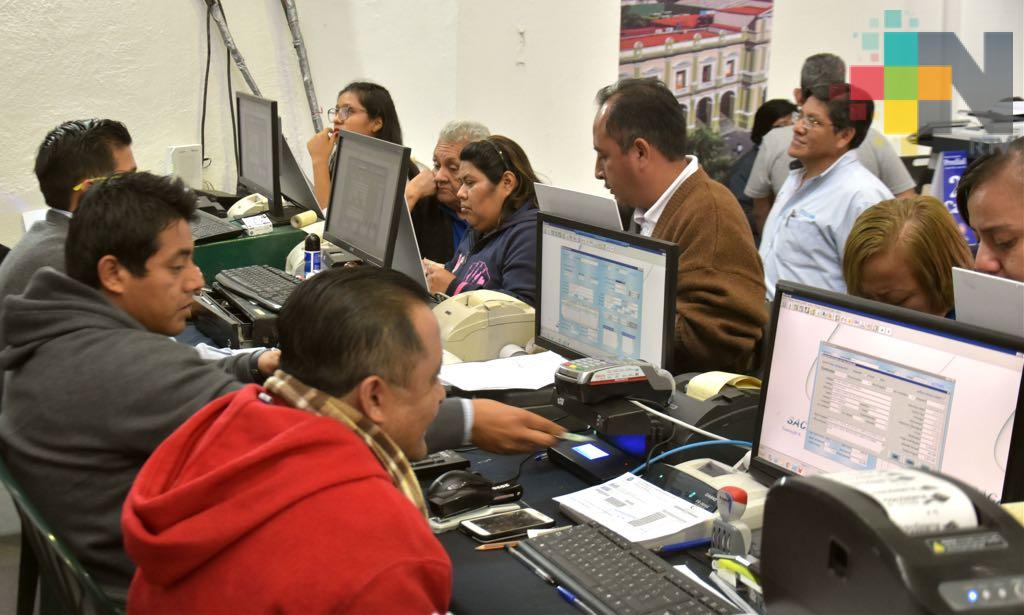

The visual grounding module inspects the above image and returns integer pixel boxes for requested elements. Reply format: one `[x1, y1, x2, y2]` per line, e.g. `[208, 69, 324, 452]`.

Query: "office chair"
[0, 457, 122, 615]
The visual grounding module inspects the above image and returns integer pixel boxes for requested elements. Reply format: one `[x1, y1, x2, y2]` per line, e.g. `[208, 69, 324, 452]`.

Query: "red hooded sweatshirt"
[122, 384, 451, 614]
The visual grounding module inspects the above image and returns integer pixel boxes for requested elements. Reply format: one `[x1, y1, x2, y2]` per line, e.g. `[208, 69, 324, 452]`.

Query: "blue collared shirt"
[759, 150, 893, 300]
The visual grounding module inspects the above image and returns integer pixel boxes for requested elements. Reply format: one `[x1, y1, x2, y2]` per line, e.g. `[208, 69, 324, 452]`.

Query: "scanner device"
[426, 470, 523, 519]
[433, 290, 534, 363]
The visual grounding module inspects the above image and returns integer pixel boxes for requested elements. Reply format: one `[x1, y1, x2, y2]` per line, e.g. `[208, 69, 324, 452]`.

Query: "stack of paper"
[554, 473, 715, 550]
[439, 351, 567, 391]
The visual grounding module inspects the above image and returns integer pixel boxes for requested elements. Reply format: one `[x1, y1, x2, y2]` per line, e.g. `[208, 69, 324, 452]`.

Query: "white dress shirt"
[633, 155, 699, 237]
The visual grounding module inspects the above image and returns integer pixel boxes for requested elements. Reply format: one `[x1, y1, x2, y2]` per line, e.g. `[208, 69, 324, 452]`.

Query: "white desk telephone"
[226, 193, 269, 220]
[433, 290, 535, 363]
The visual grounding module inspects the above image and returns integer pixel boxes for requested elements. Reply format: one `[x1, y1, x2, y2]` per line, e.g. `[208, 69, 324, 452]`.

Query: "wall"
[767, 0, 1023, 132]
[0, 0, 619, 250]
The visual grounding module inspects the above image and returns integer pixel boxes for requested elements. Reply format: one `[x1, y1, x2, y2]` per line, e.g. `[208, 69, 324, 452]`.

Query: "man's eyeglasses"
[327, 105, 366, 122]
[71, 171, 135, 192]
[792, 111, 834, 130]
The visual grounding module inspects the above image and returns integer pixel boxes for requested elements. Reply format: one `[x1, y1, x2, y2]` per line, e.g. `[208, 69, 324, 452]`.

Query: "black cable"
[199, 4, 212, 168]
[501, 452, 538, 484]
[227, 47, 238, 179]
[642, 424, 676, 478]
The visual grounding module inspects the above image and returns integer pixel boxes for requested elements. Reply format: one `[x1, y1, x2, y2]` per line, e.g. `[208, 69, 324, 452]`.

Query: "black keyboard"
[190, 210, 243, 244]
[514, 523, 740, 615]
[214, 265, 300, 312]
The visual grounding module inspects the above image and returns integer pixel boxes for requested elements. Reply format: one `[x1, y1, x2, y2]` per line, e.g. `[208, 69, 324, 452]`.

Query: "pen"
[475, 540, 520, 551]
[506, 546, 554, 584]
[657, 537, 711, 553]
[557, 586, 598, 615]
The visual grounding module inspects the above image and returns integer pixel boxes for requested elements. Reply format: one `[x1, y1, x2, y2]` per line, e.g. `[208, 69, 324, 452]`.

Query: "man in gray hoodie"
[0, 172, 277, 600]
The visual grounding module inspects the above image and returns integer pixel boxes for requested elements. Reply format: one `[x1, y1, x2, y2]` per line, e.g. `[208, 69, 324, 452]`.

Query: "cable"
[199, 3, 212, 168]
[630, 439, 752, 475]
[500, 451, 542, 484]
[627, 399, 731, 442]
[641, 424, 676, 478]
[226, 47, 238, 179]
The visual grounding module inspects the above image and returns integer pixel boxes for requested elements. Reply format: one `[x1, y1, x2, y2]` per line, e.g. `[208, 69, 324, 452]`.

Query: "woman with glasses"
[424, 136, 541, 306]
[306, 81, 406, 210]
[843, 195, 973, 317]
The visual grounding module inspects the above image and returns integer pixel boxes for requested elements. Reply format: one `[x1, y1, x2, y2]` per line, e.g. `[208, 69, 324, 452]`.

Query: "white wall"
[0, 0, 619, 250]
[767, 0, 1023, 110]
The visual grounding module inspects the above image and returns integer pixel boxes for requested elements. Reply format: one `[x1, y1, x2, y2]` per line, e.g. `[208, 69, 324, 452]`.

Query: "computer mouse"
[427, 470, 496, 518]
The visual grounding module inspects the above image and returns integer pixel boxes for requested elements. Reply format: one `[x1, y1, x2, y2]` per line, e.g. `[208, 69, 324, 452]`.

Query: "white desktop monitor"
[536, 213, 678, 371]
[751, 281, 1024, 502]
[323, 130, 411, 269]
[236, 92, 281, 215]
[534, 183, 624, 231]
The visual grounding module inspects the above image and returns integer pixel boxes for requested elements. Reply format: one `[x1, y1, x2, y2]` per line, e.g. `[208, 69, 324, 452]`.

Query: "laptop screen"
[754, 284, 1024, 501]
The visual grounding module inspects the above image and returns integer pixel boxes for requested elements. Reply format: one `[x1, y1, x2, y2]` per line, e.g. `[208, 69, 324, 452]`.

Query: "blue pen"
[557, 586, 598, 615]
[658, 537, 711, 553]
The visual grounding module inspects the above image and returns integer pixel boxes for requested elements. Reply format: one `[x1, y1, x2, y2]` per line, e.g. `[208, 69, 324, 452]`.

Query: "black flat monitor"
[323, 130, 410, 268]
[235, 92, 301, 225]
[536, 213, 678, 372]
[279, 133, 323, 219]
[751, 281, 1024, 502]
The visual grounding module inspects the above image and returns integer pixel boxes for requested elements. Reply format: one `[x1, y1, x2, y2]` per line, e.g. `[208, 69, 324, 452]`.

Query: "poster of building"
[619, 1, 773, 179]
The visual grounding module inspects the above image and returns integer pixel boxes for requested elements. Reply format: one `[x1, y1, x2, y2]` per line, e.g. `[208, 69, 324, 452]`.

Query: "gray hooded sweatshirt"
[0, 267, 257, 598]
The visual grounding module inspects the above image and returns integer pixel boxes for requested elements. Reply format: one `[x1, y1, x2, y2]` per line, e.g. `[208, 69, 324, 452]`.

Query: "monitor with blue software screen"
[751, 281, 1024, 502]
[535, 213, 677, 372]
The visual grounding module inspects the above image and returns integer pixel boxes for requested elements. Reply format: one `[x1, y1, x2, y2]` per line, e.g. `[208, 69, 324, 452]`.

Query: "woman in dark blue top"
[424, 136, 540, 306]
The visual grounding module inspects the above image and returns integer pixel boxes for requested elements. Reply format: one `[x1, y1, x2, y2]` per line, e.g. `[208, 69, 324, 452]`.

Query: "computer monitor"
[751, 281, 1024, 502]
[536, 213, 677, 371]
[390, 197, 429, 291]
[236, 93, 302, 225]
[323, 129, 411, 268]
[534, 183, 624, 231]
[279, 134, 323, 219]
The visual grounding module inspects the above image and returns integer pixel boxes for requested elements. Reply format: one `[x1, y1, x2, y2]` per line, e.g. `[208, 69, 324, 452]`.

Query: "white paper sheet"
[824, 468, 978, 535]
[439, 351, 567, 391]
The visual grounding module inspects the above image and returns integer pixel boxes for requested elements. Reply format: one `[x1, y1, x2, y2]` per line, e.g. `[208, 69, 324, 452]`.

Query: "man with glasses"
[758, 83, 893, 300]
[744, 54, 915, 232]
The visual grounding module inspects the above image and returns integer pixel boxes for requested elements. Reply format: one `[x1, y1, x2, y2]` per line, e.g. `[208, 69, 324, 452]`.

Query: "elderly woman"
[423, 135, 540, 306]
[843, 195, 973, 317]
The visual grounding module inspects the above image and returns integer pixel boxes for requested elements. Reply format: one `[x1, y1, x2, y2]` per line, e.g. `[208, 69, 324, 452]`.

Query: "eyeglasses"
[792, 111, 834, 130]
[327, 105, 366, 122]
[71, 171, 135, 192]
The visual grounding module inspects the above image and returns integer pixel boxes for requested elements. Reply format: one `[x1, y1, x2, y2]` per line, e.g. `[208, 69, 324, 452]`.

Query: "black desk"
[436, 448, 716, 614]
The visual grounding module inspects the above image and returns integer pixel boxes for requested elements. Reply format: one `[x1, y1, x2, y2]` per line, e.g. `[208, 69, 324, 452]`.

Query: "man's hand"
[470, 399, 564, 454]
[257, 348, 281, 377]
[405, 169, 437, 211]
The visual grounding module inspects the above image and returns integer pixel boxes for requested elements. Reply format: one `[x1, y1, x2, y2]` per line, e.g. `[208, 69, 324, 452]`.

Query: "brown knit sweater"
[650, 166, 768, 374]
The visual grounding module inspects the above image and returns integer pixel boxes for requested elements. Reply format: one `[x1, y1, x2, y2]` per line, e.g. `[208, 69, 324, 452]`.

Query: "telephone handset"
[226, 193, 269, 220]
[554, 357, 675, 405]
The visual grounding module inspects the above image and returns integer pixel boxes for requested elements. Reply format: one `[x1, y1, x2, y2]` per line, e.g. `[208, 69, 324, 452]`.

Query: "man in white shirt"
[744, 54, 915, 232]
[759, 83, 893, 300]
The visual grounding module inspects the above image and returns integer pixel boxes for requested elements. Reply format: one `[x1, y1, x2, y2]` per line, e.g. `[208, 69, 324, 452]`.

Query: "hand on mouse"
[470, 399, 564, 454]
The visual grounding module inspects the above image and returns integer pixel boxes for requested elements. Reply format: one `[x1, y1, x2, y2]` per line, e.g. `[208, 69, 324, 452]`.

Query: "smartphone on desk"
[461, 508, 554, 543]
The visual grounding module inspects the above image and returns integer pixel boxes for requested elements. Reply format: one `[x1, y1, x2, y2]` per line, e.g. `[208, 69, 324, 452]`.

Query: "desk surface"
[436, 448, 713, 614]
[193, 224, 303, 282]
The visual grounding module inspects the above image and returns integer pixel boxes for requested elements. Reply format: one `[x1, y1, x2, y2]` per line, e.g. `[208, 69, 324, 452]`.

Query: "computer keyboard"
[190, 209, 243, 244]
[214, 265, 301, 312]
[513, 522, 740, 615]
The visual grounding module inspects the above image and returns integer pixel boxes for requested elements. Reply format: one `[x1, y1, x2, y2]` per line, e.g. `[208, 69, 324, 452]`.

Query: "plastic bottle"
[304, 234, 322, 279]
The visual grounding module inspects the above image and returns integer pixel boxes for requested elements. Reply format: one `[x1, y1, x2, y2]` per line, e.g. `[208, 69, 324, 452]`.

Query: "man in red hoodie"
[123, 267, 456, 613]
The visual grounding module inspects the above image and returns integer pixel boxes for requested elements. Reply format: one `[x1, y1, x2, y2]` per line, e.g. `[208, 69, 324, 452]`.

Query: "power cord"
[641, 424, 677, 478]
[199, 3, 213, 169]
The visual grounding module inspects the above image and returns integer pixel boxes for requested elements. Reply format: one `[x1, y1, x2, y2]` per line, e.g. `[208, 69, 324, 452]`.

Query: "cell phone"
[460, 508, 555, 541]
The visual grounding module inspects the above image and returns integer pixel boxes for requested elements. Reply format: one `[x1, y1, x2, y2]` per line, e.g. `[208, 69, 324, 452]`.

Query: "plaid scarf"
[264, 370, 428, 517]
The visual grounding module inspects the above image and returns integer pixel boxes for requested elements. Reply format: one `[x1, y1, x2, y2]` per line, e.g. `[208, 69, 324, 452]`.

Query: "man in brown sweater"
[592, 78, 767, 373]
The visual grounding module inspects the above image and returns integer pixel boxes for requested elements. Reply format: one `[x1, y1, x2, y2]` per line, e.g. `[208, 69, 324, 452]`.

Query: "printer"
[761, 469, 1024, 614]
[433, 290, 535, 362]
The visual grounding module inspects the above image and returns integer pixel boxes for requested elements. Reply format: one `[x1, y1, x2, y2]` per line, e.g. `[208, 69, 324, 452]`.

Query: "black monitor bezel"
[235, 92, 283, 218]
[322, 129, 410, 269]
[534, 212, 678, 373]
[751, 280, 1024, 503]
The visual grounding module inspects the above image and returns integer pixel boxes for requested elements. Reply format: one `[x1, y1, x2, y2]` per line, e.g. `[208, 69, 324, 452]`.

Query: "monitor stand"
[266, 201, 306, 226]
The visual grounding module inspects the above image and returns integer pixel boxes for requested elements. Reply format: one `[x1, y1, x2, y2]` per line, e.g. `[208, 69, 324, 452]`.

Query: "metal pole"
[280, 0, 324, 133]
[204, 0, 262, 97]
